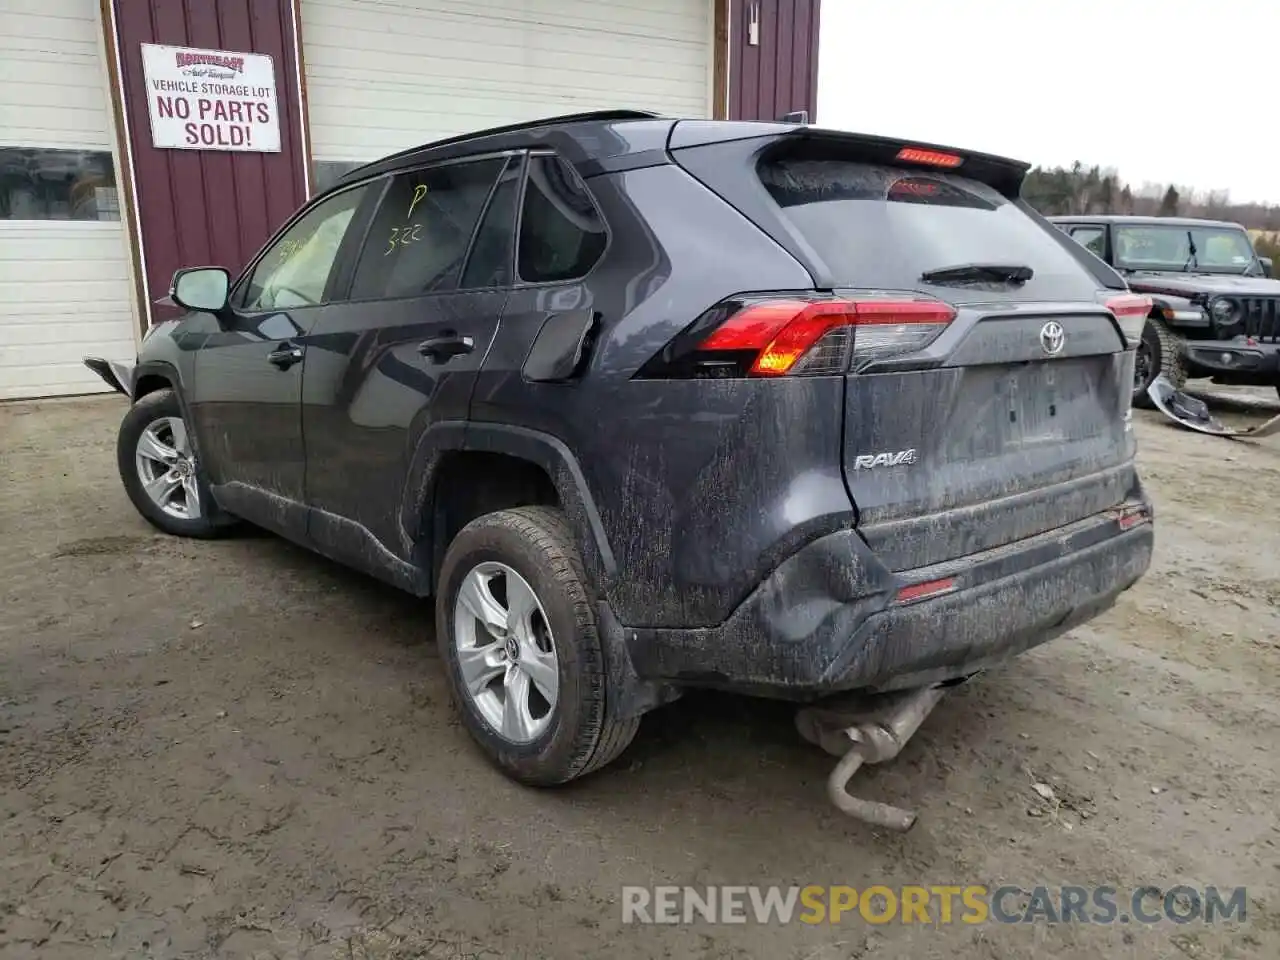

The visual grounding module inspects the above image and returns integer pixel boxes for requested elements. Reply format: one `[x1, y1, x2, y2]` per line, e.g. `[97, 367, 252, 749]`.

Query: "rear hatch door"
[838, 300, 1134, 570]
[673, 130, 1138, 571]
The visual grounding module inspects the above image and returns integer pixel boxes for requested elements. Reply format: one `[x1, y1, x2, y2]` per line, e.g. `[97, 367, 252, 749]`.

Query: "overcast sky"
[816, 0, 1280, 205]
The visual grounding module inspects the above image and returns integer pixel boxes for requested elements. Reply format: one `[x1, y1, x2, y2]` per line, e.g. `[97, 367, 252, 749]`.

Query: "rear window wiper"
[919, 262, 1034, 285]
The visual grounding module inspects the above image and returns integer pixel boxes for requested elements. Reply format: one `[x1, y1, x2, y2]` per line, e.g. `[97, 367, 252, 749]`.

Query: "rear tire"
[1133, 317, 1187, 409]
[436, 506, 638, 786]
[117, 388, 237, 538]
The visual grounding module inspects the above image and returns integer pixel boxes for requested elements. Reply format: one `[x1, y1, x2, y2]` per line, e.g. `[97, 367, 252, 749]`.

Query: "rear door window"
[461, 158, 521, 289]
[1070, 226, 1107, 258]
[517, 154, 606, 283]
[757, 157, 1101, 300]
[349, 157, 505, 301]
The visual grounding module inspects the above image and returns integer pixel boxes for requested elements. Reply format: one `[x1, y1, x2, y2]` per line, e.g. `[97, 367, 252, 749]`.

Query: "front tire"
[436, 506, 638, 786]
[116, 388, 236, 538]
[1133, 317, 1187, 409]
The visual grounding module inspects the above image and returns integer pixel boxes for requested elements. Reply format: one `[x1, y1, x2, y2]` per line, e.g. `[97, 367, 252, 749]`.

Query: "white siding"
[302, 0, 713, 162]
[0, 0, 138, 399]
[0, 223, 137, 399]
[0, 0, 115, 150]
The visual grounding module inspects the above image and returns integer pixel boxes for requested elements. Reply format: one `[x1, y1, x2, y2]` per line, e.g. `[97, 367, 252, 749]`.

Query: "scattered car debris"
[1147, 375, 1280, 438]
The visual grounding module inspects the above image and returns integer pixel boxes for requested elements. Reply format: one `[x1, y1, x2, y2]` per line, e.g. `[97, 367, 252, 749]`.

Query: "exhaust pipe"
[795, 685, 948, 831]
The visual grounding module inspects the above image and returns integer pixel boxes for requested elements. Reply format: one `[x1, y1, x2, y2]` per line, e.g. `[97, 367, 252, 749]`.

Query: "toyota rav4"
[86, 111, 1154, 788]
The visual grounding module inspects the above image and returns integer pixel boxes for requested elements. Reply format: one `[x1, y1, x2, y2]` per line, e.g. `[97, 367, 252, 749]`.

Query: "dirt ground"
[2, 392, 1278, 960]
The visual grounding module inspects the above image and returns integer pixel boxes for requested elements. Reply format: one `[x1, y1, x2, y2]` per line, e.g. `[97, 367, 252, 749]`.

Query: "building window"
[312, 160, 366, 194]
[0, 148, 120, 221]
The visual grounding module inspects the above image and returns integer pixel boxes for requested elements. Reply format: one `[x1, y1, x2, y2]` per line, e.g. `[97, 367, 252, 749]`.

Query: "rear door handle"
[267, 343, 304, 370]
[417, 334, 474, 363]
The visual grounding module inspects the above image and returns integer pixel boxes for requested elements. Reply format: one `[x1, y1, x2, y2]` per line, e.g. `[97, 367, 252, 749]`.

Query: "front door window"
[238, 183, 371, 311]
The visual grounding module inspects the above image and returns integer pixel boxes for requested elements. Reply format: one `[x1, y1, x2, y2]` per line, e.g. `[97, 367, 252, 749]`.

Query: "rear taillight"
[1100, 292, 1153, 346]
[638, 295, 956, 379]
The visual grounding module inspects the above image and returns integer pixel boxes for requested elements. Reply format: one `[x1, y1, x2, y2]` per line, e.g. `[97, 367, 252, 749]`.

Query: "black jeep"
[1050, 215, 1280, 404]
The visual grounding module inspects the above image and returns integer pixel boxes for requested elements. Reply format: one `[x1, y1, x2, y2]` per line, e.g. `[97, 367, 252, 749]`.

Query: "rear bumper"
[1184, 339, 1280, 380]
[622, 500, 1153, 700]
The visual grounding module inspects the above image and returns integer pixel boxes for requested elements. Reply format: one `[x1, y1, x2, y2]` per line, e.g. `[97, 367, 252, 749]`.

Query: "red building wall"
[108, 0, 309, 323]
[727, 0, 821, 123]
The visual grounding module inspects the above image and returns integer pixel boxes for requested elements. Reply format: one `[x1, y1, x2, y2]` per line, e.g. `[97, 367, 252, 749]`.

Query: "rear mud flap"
[1147, 375, 1280, 439]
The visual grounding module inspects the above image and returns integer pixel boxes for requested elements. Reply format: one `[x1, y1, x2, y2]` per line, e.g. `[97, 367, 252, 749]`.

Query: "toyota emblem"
[1039, 321, 1066, 356]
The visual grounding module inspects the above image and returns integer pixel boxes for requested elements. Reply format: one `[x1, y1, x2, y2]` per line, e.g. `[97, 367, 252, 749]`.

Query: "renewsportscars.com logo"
[621, 885, 1248, 926]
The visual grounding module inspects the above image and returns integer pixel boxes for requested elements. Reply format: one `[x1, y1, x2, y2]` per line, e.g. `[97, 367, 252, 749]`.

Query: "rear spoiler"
[668, 121, 1032, 198]
[761, 130, 1032, 199]
[668, 123, 1046, 290]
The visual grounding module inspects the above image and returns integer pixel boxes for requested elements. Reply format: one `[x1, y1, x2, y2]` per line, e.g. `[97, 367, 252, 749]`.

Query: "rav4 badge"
[853, 449, 918, 470]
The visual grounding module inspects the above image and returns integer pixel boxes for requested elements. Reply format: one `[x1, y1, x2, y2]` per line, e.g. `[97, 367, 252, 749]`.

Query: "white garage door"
[0, 0, 137, 400]
[302, 0, 712, 187]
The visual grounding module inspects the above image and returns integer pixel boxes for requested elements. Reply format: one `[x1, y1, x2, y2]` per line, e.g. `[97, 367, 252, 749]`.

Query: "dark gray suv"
[86, 111, 1154, 787]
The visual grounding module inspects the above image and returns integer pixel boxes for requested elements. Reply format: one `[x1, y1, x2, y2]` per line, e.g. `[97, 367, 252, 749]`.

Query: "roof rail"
[341, 109, 664, 180]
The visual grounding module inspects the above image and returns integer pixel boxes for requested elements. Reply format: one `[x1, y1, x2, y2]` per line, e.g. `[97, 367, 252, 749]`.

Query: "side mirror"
[170, 266, 230, 313]
[1259, 256, 1273, 278]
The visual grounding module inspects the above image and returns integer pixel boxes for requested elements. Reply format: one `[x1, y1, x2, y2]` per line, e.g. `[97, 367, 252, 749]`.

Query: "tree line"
[1022, 163, 1280, 262]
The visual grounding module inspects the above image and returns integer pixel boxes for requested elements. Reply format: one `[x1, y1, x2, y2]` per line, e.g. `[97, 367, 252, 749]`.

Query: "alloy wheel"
[453, 561, 559, 744]
[134, 416, 202, 520]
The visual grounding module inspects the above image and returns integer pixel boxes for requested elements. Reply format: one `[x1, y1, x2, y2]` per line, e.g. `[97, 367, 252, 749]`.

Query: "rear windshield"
[758, 158, 1101, 300]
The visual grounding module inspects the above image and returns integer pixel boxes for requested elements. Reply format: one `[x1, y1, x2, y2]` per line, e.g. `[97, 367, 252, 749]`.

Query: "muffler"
[795, 684, 949, 831]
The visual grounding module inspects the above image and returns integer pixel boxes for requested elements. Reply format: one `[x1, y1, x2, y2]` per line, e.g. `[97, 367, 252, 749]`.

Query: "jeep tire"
[1134, 317, 1187, 409]
[436, 506, 639, 786]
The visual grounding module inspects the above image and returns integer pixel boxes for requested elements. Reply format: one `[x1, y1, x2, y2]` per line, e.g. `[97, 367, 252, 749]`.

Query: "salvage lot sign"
[140, 43, 281, 152]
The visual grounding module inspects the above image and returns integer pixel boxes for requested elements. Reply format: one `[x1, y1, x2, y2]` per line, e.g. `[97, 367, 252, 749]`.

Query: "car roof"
[1048, 214, 1245, 230]
[335, 110, 1031, 193]
[334, 110, 673, 186]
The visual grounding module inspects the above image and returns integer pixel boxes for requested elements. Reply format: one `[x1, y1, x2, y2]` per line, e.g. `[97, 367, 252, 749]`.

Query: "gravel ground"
[1, 392, 1278, 960]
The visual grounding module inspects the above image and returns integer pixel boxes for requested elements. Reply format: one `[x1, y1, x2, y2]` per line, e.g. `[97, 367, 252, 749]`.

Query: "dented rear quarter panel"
[470, 162, 860, 628]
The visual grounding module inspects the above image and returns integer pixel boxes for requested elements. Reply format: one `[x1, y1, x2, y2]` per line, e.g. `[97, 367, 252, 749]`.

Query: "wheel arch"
[1143, 294, 1204, 331]
[130, 360, 182, 402]
[125, 360, 219, 478]
[401, 422, 617, 597]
